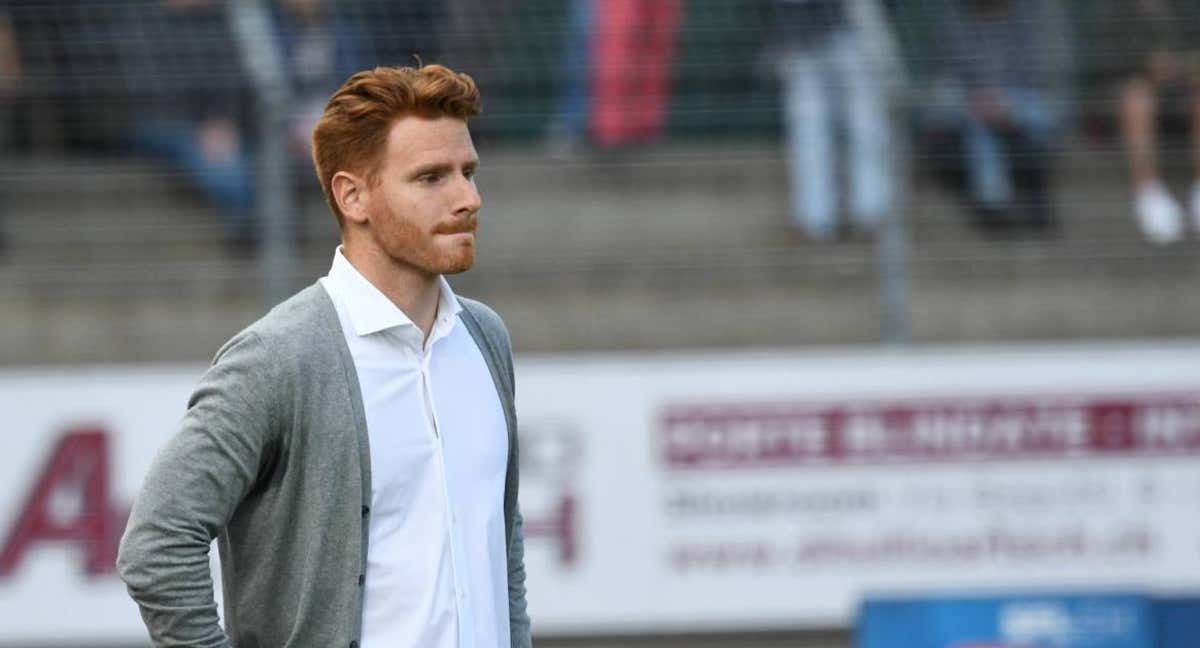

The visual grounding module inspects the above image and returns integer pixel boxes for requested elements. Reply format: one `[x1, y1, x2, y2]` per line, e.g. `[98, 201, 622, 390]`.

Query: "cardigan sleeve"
[116, 330, 280, 647]
[507, 506, 532, 647]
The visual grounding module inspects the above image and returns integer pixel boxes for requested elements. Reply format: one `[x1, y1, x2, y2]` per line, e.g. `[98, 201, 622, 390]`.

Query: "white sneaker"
[1189, 182, 1200, 235]
[1136, 182, 1184, 245]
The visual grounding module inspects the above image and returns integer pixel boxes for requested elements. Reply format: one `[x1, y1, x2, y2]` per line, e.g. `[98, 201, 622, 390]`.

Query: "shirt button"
[361, 505, 370, 517]
[349, 642, 359, 648]
[358, 574, 365, 586]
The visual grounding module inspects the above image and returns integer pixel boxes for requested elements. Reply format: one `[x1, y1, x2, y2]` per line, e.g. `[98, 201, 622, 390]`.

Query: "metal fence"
[1, 0, 1198, 364]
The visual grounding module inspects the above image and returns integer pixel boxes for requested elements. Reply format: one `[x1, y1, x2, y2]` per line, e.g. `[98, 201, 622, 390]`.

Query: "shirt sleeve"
[116, 330, 280, 647]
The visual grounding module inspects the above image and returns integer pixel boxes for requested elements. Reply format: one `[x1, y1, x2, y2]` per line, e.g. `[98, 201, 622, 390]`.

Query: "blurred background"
[1, 0, 1200, 647]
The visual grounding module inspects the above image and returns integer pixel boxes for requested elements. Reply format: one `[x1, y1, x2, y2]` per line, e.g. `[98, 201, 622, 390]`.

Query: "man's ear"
[332, 171, 369, 226]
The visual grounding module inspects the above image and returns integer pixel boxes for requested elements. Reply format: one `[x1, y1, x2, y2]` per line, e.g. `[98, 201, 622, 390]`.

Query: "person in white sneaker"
[1097, 0, 1198, 244]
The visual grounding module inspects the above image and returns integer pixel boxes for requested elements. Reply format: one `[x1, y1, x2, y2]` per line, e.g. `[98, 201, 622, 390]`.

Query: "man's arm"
[116, 331, 280, 647]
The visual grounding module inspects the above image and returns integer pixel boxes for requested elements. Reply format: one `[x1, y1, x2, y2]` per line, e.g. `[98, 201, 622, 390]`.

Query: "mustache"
[434, 214, 478, 235]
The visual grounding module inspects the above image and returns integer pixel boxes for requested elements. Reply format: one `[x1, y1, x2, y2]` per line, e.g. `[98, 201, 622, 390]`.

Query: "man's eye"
[464, 169, 477, 180]
[419, 174, 441, 184]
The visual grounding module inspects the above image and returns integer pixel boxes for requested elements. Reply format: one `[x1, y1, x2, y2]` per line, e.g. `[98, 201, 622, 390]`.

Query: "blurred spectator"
[124, 0, 366, 252]
[591, 0, 682, 148]
[439, 0, 513, 122]
[923, 0, 1064, 231]
[546, 0, 594, 157]
[347, 0, 439, 67]
[0, 8, 13, 127]
[125, 0, 255, 250]
[1092, 0, 1200, 245]
[772, 0, 899, 241]
[0, 6, 16, 255]
[272, 0, 367, 164]
[2, 0, 128, 152]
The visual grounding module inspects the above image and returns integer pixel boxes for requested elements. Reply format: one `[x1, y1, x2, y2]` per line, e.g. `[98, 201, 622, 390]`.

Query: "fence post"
[872, 0, 913, 348]
[228, 0, 296, 306]
[877, 128, 912, 346]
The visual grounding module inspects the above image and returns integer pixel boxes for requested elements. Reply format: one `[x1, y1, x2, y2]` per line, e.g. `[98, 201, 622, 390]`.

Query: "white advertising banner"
[0, 367, 206, 645]
[514, 345, 1200, 634]
[2, 344, 1200, 643]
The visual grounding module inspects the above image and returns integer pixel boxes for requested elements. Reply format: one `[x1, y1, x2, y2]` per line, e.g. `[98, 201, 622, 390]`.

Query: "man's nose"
[456, 176, 482, 215]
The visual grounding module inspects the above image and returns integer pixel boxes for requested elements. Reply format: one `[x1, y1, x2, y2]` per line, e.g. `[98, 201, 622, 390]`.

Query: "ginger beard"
[363, 115, 481, 278]
[368, 192, 478, 277]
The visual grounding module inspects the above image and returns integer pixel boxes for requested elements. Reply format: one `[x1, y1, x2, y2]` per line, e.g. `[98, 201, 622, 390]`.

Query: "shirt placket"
[421, 325, 477, 647]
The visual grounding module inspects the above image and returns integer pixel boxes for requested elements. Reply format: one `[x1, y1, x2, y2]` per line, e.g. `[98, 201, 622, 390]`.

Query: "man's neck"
[342, 243, 441, 339]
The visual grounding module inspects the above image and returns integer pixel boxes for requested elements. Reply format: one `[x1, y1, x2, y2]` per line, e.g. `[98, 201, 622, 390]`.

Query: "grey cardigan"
[116, 283, 531, 647]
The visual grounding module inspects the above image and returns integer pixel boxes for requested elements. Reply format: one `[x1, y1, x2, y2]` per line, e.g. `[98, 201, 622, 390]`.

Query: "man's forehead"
[387, 115, 477, 160]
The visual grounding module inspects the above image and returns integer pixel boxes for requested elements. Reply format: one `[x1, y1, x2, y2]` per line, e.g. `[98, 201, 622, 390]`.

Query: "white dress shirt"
[319, 247, 511, 648]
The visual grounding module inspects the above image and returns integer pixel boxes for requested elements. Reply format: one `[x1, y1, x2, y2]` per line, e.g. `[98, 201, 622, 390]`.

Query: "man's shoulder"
[457, 296, 512, 353]
[457, 296, 515, 367]
[215, 283, 339, 363]
[457, 296, 508, 336]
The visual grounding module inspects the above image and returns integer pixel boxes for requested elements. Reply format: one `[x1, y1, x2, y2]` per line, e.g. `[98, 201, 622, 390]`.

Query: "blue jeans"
[924, 84, 1060, 209]
[550, 0, 594, 140]
[131, 119, 255, 235]
[778, 30, 894, 238]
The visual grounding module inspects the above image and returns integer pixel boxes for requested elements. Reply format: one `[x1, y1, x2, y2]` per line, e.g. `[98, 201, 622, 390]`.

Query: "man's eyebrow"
[410, 162, 453, 176]
[409, 159, 479, 176]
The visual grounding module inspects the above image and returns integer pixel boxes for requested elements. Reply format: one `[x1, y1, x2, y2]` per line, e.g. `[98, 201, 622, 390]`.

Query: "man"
[117, 64, 532, 648]
[925, 0, 1064, 230]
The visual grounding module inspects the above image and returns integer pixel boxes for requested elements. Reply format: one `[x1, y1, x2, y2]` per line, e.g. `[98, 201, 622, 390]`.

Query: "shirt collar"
[324, 246, 463, 337]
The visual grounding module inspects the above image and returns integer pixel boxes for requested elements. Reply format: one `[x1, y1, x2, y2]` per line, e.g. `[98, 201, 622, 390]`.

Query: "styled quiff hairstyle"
[312, 64, 481, 227]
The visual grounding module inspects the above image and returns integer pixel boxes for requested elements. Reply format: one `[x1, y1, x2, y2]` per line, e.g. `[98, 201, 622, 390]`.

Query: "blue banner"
[1155, 597, 1200, 648]
[858, 593, 1156, 648]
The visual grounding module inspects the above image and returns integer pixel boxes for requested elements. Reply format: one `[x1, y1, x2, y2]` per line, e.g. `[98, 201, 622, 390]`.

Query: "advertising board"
[2, 344, 1199, 641]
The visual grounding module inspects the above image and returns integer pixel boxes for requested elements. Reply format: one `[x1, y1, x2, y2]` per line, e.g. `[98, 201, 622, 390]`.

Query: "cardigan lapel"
[308, 282, 373, 523]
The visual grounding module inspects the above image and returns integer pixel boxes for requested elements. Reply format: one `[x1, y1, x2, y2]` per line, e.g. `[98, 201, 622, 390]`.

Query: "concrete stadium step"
[0, 146, 1166, 269]
[478, 146, 1164, 254]
[2, 144, 1198, 364]
[4, 249, 1199, 364]
[1, 157, 229, 265]
[5, 228, 1193, 301]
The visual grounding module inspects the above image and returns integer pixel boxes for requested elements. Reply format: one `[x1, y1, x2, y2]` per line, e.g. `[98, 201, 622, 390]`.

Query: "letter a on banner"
[0, 428, 115, 578]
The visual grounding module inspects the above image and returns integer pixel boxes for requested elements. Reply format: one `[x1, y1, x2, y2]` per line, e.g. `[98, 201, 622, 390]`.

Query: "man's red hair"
[312, 64, 481, 226]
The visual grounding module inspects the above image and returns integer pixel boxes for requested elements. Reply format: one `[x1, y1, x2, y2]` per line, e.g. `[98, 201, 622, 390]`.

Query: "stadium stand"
[1, 0, 1197, 365]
